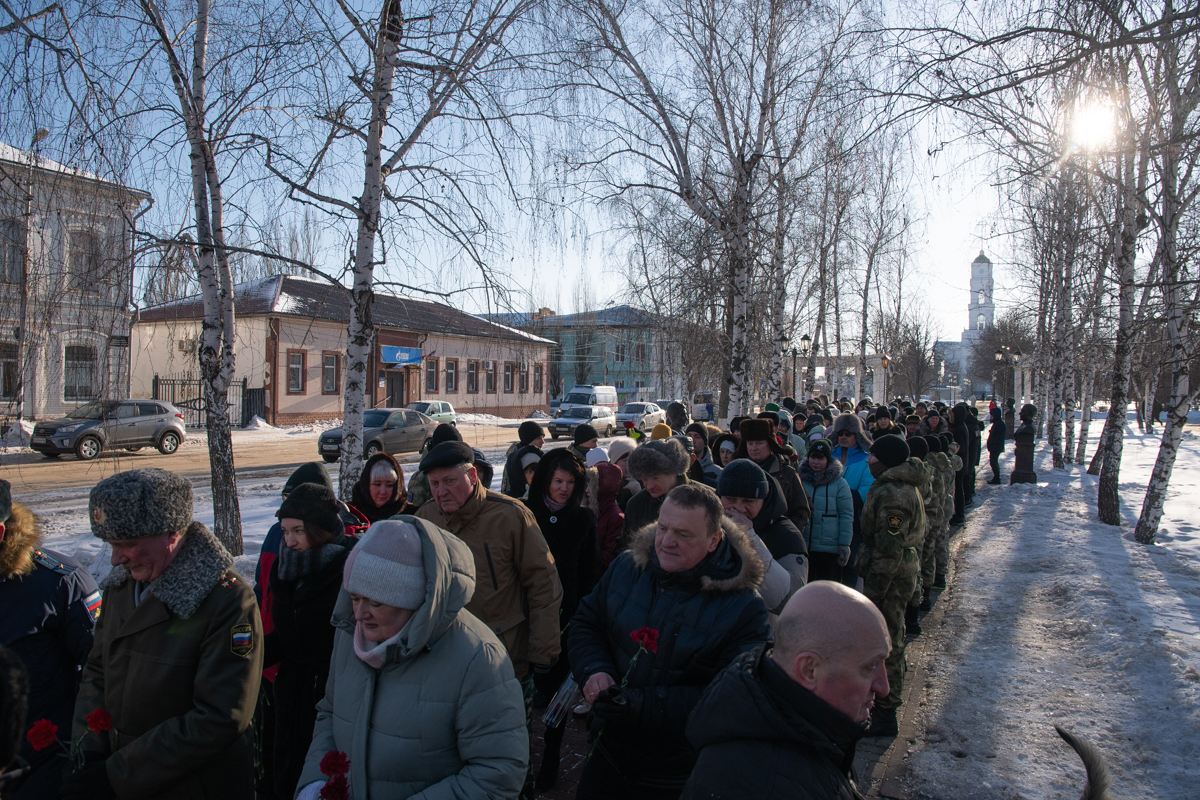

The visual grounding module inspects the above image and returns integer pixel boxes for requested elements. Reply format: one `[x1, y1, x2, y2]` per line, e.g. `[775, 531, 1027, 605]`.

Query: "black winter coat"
[621, 474, 689, 541]
[503, 443, 543, 499]
[750, 475, 809, 598]
[951, 406, 971, 476]
[987, 415, 1007, 452]
[569, 522, 771, 788]
[681, 646, 867, 800]
[969, 416, 983, 466]
[263, 535, 353, 800]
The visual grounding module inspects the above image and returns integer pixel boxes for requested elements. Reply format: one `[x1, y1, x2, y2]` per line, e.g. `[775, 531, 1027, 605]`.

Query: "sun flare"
[1070, 101, 1115, 150]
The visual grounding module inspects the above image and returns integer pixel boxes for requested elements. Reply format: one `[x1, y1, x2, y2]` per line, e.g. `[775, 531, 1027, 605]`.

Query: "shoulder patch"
[886, 508, 906, 535]
[217, 571, 242, 590]
[32, 549, 74, 576]
[83, 590, 103, 621]
[231, 623, 254, 657]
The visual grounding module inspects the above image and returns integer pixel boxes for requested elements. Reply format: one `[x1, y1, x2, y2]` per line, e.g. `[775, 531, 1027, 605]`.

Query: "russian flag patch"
[84, 591, 102, 622]
[231, 624, 254, 657]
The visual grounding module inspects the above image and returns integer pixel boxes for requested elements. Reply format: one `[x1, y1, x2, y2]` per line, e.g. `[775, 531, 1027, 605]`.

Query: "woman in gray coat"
[295, 517, 527, 800]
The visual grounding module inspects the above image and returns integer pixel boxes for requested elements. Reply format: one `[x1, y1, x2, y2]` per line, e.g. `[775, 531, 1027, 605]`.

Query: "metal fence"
[152, 375, 262, 429]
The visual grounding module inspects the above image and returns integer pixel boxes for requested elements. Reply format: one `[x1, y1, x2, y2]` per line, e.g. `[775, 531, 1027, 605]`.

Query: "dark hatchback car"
[317, 408, 436, 462]
[31, 399, 187, 460]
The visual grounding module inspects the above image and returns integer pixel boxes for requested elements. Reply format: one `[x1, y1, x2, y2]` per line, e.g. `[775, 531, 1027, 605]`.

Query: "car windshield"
[621, 404, 645, 413]
[566, 392, 592, 404]
[408, 402, 431, 413]
[566, 407, 591, 418]
[363, 410, 391, 428]
[66, 401, 113, 420]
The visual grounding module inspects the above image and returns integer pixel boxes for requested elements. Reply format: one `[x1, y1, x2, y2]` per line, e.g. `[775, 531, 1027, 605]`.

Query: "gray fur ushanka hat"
[89, 468, 194, 540]
[627, 437, 690, 482]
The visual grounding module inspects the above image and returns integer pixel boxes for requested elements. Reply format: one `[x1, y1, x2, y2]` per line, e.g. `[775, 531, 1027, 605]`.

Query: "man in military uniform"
[0, 479, 100, 799]
[66, 469, 262, 800]
[856, 435, 926, 738]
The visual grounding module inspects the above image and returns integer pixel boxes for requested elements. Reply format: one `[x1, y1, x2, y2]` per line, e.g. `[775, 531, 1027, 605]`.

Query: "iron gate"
[152, 375, 251, 428]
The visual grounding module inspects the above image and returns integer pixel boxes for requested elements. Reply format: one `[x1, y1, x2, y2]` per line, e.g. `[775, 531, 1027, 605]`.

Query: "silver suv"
[31, 399, 187, 460]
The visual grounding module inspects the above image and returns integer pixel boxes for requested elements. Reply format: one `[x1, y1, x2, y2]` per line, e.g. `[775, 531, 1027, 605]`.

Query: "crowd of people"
[0, 392, 1008, 800]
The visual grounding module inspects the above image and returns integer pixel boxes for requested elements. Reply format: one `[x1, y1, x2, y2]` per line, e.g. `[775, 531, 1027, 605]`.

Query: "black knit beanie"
[431, 423, 463, 447]
[283, 461, 333, 496]
[869, 434, 910, 469]
[574, 424, 599, 445]
[277, 482, 342, 540]
[907, 435, 929, 460]
[717, 458, 770, 499]
[518, 420, 545, 445]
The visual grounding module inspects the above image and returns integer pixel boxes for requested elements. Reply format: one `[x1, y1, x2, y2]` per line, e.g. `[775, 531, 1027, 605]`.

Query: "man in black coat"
[570, 484, 771, 800]
[986, 407, 1007, 484]
[949, 404, 971, 524]
[681, 582, 890, 800]
[0, 480, 100, 800]
[966, 407, 983, 504]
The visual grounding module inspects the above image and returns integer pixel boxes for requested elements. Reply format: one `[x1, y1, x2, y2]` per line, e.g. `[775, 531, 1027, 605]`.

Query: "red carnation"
[26, 719, 59, 752]
[319, 773, 349, 800]
[630, 627, 660, 654]
[86, 708, 113, 735]
[319, 750, 350, 777]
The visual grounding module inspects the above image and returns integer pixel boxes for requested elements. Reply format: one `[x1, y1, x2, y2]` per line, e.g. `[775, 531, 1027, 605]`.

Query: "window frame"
[445, 359, 458, 393]
[63, 344, 97, 402]
[0, 219, 23, 284]
[0, 341, 16, 400]
[321, 351, 340, 395]
[426, 356, 439, 393]
[68, 229, 103, 294]
[634, 343, 647, 363]
[533, 364, 543, 394]
[286, 349, 307, 395]
[614, 343, 626, 363]
[467, 360, 479, 393]
[519, 363, 529, 393]
[486, 361, 497, 393]
[503, 362, 514, 393]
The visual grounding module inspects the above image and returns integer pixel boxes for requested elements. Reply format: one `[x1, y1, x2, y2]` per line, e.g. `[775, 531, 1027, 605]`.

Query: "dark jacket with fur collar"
[1, 502, 99, 799]
[73, 522, 263, 800]
[569, 520, 771, 786]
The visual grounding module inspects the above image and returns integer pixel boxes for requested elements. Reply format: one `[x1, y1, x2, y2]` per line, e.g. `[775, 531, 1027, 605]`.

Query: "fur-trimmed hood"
[799, 456, 844, 487]
[829, 412, 872, 451]
[625, 516, 765, 594]
[0, 501, 40, 578]
[100, 521, 234, 619]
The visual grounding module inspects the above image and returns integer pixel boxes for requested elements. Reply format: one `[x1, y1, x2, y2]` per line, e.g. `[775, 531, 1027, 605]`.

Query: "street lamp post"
[791, 348, 798, 399]
[879, 354, 890, 403]
[798, 334, 811, 400]
[15, 127, 49, 428]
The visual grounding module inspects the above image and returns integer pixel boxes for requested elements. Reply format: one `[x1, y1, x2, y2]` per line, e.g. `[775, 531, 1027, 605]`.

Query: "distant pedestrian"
[408, 423, 464, 506]
[570, 424, 601, 465]
[732, 419, 812, 533]
[503, 421, 546, 498]
[986, 407, 1007, 484]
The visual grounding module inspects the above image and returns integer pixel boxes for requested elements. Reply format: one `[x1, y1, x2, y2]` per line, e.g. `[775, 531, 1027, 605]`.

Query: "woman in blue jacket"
[798, 439, 854, 583]
[828, 413, 874, 587]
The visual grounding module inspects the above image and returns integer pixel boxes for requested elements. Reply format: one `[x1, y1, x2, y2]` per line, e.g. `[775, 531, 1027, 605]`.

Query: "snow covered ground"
[903, 419, 1200, 799]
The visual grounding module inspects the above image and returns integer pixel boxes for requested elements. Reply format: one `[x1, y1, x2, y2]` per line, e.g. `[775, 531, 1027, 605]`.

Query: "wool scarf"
[276, 539, 346, 582]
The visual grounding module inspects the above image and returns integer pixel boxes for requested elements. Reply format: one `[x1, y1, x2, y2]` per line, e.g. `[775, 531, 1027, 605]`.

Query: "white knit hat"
[607, 437, 637, 464]
[585, 447, 609, 467]
[343, 520, 426, 609]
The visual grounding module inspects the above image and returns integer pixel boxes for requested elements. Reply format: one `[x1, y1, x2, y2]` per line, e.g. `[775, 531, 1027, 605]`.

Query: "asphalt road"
[0, 421, 533, 493]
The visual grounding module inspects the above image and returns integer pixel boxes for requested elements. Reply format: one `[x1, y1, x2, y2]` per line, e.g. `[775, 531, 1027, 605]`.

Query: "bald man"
[680, 582, 890, 800]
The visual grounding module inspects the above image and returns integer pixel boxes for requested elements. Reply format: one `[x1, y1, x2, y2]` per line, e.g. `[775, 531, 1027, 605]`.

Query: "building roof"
[488, 304, 668, 330]
[973, 250, 992, 264]
[137, 274, 554, 345]
[0, 143, 152, 200]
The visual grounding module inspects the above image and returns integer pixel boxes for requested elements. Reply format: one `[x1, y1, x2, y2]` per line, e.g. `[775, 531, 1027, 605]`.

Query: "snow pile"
[1, 419, 35, 450]
[242, 415, 274, 430]
[903, 424, 1200, 800]
[530, 410, 553, 419]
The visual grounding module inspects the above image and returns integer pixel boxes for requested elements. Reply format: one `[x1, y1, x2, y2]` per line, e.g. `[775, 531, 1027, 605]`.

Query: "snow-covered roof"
[488, 304, 669, 330]
[0, 143, 151, 199]
[137, 274, 554, 346]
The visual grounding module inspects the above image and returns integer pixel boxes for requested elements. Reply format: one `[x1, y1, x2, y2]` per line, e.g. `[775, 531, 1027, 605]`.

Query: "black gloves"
[60, 762, 115, 800]
[591, 686, 642, 729]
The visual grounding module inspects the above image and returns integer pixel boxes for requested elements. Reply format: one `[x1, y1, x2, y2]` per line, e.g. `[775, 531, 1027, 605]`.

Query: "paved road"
[0, 421, 536, 493]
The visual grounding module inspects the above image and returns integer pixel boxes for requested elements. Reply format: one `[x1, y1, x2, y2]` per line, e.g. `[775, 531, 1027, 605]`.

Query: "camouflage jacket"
[856, 458, 928, 577]
[925, 452, 951, 526]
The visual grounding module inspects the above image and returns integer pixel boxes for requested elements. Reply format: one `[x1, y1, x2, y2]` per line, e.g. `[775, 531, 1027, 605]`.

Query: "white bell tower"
[967, 251, 995, 334]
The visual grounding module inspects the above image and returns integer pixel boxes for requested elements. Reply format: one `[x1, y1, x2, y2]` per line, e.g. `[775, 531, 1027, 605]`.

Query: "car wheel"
[75, 436, 102, 461]
[322, 454, 338, 463]
[157, 431, 181, 455]
[366, 442, 382, 458]
[606, 425, 613, 437]
[419, 437, 432, 454]
[551, 432, 559, 440]
[125, 446, 143, 452]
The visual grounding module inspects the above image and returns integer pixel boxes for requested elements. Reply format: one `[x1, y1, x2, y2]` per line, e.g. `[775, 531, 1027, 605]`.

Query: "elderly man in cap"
[67, 469, 261, 800]
[0, 479, 100, 800]
[856, 435, 927, 738]
[415, 440, 562, 798]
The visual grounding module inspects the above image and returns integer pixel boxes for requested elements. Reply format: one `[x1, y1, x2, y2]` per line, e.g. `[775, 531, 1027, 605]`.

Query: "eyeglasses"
[837, 431, 855, 438]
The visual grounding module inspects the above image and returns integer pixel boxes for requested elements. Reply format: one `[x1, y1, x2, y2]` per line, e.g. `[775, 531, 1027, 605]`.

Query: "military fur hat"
[739, 418, 776, 444]
[89, 468, 193, 540]
[627, 437, 690, 481]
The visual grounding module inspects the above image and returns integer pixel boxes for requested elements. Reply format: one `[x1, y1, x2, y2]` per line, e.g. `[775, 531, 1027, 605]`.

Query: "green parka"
[924, 452, 951, 528]
[73, 523, 262, 800]
[855, 458, 927, 581]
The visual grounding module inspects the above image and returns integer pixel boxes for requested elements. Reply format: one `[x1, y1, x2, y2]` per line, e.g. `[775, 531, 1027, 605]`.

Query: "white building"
[0, 144, 150, 424]
[934, 251, 996, 397]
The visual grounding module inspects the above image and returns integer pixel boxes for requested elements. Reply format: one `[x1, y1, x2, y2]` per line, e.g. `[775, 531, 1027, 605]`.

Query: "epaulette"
[31, 549, 74, 576]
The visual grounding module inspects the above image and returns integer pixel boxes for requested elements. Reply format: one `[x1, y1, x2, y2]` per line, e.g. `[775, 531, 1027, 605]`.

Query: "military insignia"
[84, 590, 103, 622]
[231, 624, 254, 657]
[886, 509, 905, 535]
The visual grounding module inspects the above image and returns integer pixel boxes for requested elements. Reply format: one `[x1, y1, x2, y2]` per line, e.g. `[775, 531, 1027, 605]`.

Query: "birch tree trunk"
[1075, 364, 1094, 463]
[141, 0, 242, 553]
[339, 0, 402, 500]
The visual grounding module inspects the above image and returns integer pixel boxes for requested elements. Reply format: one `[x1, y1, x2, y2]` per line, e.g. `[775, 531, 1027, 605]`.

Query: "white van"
[691, 390, 717, 421]
[557, 384, 619, 417]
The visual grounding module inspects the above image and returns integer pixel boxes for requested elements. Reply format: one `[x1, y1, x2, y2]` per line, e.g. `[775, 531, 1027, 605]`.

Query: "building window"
[519, 364, 529, 393]
[467, 360, 478, 393]
[534, 364, 543, 394]
[615, 379, 625, 389]
[426, 357, 439, 393]
[322, 352, 339, 394]
[634, 344, 647, 363]
[445, 359, 458, 392]
[63, 344, 96, 401]
[0, 342, 16, 399]
[0, 220, 23, 284]
[68, 230, 102, 292]
[976, 314, 986, 331]
[287, 350, 306, 394]
[614, 343, 626, 363]
[503, 362, 514, 393]
[486, 361, 497, 393]
[977, 289, 985, 306]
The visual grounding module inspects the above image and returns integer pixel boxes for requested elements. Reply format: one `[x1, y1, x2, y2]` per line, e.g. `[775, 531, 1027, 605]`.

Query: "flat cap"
[419, 440, 475, 472]
[89, 468, 193, 540]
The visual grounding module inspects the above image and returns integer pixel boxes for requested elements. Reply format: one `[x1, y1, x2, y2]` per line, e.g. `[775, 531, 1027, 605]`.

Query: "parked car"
[556, 385, 619, 417]
[615, 402, 665, 432]
[407, 400, 456, 426]
[549, 405, 617, 440]
[30, 399, 187, 461]
[317, 408, 436, 462]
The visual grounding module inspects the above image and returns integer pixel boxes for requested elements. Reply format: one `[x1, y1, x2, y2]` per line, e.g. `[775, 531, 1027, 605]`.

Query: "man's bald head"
[772, 581, 891, 724]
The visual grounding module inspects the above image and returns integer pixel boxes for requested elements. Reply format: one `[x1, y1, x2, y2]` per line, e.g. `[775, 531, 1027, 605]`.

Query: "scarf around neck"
[543, 494, 568, 512]
[353, 620, 406, 669]
[276, 539, 346, 582]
